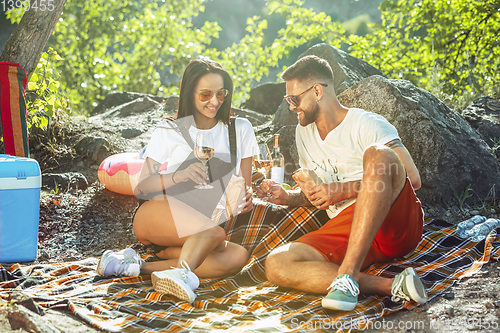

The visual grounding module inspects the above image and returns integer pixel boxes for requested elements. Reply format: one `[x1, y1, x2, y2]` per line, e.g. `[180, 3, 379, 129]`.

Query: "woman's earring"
[316, 99, 320, 104]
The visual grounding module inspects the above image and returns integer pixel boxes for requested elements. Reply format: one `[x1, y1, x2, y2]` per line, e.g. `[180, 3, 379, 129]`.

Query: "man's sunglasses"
[284, 83, 328, 107]
[195, 89, 229, 102]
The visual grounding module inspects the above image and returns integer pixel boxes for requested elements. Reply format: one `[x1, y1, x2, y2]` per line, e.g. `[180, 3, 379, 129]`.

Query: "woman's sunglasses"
[284, 83, 327, 107]
[195, 89, 229, 102]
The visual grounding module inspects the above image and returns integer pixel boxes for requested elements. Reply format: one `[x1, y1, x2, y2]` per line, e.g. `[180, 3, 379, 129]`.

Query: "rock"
[443, 292, 455, 300]
[299, 43, 387, 95]
[483, 300, 495, 309]
[273, 99, 299, 126]
[74, 136, 109, 164]
[90, 91, 167, 116]
[90, 97, 161, 119]
[337, 75, 500, 208]
[42, 172, 89, 192]
[120, 128, 144, 139]
[7, 304, 61, 333]
[451, 205, 461, 215]
[240, 82, 286, 115]
[470, 210, 481, 215]
[462, 97, 500, 157]
[231, 107, 273, 126]
[7, 292, 45, 316]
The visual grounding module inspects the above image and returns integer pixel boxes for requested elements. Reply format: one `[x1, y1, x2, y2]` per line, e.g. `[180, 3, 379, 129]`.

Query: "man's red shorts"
[294, 177, 423, 269]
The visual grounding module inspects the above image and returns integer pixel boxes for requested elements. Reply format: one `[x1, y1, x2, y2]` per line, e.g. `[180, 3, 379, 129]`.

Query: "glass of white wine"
[194, 132, 215, 189]
[253, 144, 272, 179]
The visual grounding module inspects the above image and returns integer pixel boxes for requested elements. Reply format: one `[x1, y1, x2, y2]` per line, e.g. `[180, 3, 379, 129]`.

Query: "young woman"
[97, 59, 258, 303]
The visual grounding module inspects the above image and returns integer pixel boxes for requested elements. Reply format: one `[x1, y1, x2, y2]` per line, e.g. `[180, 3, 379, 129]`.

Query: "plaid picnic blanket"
[1, 203, 500, 332]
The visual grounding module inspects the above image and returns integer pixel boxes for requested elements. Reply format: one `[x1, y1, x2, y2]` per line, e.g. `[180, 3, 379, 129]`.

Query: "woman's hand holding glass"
[194, 132, 215, 189]
[173, 163, 210, 187]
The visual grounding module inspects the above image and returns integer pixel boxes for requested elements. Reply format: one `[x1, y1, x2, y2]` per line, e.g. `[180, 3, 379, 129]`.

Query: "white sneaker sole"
[321, 298, 356, 311]
[97, 250, 114, 276]
[405, 273, 428, 304]
[151, 272, 196, 303]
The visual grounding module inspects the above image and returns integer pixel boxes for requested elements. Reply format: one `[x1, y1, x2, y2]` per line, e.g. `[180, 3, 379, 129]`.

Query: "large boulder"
[240, 82, 286, 115]
[338, 75, 500, 208]
[90, 91, 168, 116]
[462, 97, 500, 157]
[274, 43, 387, 127]
[89, 97, 162, 119]
[231, 107, 272, 127]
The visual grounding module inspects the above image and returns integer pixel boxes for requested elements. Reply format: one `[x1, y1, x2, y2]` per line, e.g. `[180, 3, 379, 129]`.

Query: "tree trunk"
[0, 0, 67, 79]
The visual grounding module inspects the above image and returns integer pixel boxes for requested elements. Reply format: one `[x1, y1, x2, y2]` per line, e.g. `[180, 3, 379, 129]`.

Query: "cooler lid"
[0, 154, 41, 178]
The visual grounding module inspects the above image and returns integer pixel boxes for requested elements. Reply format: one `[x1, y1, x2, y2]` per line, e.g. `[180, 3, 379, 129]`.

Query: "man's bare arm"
[385, 139, 421, 190]
[286, 188, 314, 207]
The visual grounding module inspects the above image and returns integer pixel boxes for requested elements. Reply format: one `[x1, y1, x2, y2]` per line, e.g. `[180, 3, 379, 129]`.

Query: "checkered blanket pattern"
[1, 205, 499, 332]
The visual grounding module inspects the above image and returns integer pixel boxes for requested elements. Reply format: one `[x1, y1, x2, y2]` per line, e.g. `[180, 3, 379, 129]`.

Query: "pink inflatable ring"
[98, 153, 144, 195]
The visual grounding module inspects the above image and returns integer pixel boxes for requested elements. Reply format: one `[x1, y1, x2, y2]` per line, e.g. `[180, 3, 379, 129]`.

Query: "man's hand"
[255, 179, 289, 205]
[308, 182, 359, 210]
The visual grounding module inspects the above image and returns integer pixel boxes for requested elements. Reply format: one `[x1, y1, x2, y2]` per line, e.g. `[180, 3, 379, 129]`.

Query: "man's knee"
[265, 244, 295, 286]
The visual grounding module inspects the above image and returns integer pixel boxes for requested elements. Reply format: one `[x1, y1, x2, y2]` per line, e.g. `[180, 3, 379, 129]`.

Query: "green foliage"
[5, 4, 25, 24]
[26, 48, 67, 131]
[348, 0, 500, 110]
[7, 0, 499, 115]
[451, 183, 473, 213]
[45, 0, 221, 113]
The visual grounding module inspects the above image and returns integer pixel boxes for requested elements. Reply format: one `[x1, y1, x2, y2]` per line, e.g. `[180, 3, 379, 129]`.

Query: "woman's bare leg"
[142, 241, 249, 278]
[133, 197, 248, 277]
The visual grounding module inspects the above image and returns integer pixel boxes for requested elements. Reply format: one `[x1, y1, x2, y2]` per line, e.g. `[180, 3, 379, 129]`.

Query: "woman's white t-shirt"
[296, 108, 399, 218]
[144, 117, 259, 214]
[145, 117, 258, 174]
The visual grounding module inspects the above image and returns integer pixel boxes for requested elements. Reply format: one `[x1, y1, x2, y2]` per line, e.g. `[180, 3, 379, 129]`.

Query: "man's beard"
[299, 103, 320, 126]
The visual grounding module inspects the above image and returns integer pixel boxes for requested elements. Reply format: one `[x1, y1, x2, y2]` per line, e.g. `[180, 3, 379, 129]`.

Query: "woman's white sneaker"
[151, 260, 199, 303]
[97, 248, 143, 277]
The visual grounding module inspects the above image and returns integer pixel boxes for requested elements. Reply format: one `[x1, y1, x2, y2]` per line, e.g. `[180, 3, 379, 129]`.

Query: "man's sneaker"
[97, 248, 143, 277]
[322, 274, 360, 311]
[391, 267, 428, 304]
[151, 260, 200, 303]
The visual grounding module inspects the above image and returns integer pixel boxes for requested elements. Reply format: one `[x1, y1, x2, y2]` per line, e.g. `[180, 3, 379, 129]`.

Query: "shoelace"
[169, 260, 192, 282]
[327, 275, 360, 297]
[115, 250, 142, 275]
[391, 276, 410, 303]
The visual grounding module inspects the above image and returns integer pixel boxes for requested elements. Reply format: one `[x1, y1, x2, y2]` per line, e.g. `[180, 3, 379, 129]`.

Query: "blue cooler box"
[0, 154, 41, 263]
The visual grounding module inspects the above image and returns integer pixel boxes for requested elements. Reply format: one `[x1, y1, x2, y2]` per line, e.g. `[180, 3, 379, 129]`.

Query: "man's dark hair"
[281, 55, 334, 86]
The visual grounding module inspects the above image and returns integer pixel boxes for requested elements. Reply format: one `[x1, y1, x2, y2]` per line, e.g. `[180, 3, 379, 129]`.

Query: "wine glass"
[253, 144, 272, 179]
[194, 132, 215, 189]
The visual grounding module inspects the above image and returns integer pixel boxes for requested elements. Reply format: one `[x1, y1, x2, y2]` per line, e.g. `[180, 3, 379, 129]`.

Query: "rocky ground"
[1, 103, 499, 332]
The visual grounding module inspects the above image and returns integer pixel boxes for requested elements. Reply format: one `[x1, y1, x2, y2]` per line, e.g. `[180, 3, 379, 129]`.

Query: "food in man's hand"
[292, 168, 319, 193]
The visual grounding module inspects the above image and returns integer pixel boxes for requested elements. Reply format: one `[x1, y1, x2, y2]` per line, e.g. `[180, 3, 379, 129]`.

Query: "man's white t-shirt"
[296, 108, 399, 218]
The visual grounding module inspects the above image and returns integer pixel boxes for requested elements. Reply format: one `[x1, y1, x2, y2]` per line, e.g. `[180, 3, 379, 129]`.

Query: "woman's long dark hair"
[176, 58, 233, 125]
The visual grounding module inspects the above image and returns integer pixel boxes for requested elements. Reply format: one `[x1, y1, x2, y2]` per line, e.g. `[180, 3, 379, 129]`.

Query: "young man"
[256, 55, 427, 311]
